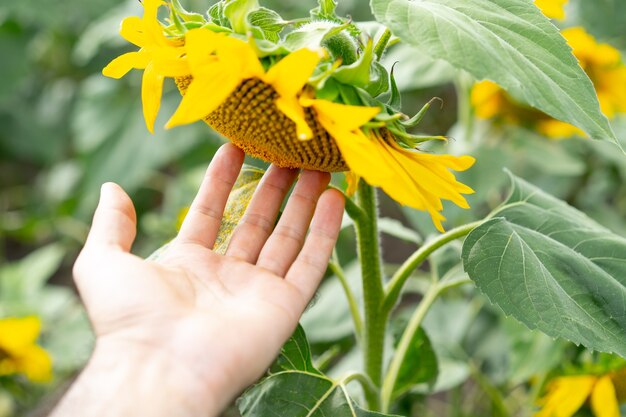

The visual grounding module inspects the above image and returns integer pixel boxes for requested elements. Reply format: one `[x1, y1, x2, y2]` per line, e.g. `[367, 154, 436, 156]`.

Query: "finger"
[84, 182, 137, 252]
[256, 170, 330, 276]
[285, 189, 344, 306]
[177, 143, 244, 247]
[225, 166, 298, 262]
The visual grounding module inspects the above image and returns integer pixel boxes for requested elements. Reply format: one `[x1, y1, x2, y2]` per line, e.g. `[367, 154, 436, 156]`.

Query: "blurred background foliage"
[0, 0, 625, 416]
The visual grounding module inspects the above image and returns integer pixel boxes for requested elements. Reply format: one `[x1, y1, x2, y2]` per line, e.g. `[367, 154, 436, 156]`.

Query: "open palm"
[72, 144, 344, 412]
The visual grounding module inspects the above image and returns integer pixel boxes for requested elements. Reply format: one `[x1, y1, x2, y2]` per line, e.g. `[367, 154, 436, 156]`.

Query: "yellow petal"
[0, 317, 41, 354]
[217, 36, 265, 80]
[591, 376, 620, 417]
[264, 48, 320, 99]
[142, 62, 164, 134]
[307, 99, 380, 131]
[535, 0, 568, 20]
[102, 51, 150, 79]
[166, 66, 241, 128]
[275, 97, 313, 140]
[536, 119, 583, 139]
[535, 376, 596, 417]
[119, 16, 146, 47]
[471, 81, 505, 119]
[345, 172, 359, 196]
[21, 345, 53, 383]
[183, 28, 221, 72]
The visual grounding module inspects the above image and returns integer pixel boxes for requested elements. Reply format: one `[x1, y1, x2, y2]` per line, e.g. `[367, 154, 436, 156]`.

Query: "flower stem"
[330, 252, 363, 344]
[382, 221, 483, 314]
[354, 182, 385, 407]
[381, 282, 440, 412]
[340, 372, 381, 411]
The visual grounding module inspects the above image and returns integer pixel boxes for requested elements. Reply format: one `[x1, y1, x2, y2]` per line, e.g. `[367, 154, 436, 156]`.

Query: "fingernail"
[99, 182, 116, 203]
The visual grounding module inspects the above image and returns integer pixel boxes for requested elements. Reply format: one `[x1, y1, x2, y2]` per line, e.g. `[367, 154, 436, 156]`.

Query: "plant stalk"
[329, 254, 363, 344]
[383, 221, 482, 314]
[380, 282, 440, 412]
[354, 182, 386, 408]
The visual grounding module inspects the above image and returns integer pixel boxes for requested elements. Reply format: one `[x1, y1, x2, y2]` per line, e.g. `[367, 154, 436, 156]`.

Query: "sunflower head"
[102, 0, 476, 232]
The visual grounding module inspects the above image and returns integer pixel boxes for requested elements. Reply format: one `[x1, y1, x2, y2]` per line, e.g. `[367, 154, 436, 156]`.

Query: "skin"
[51, 144, 345, 417]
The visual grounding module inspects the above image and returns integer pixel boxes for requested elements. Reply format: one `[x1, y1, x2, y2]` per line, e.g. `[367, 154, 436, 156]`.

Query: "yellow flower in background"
[0, 317, 52, 383]
[103, 2, 476, 232]
[472, 27, 626, 139]
[535, 0, 569, 20]
[536, 370, 626, 417]
[102, 0, 190, 133]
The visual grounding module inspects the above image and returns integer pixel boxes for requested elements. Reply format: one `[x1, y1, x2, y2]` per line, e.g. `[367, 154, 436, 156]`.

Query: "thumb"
[85, 182, 137, 252]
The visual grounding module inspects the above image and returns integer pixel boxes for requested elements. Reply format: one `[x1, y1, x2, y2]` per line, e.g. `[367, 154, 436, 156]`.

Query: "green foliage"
[462, 172, 626, 357]
[370, 0, 619, 146]
[239, 326, 400, 417]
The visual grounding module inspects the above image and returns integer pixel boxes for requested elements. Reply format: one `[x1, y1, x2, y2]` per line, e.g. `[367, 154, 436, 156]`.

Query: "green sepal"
[315, 77, 341, 102]
[223, 0, 260, 34]
[364, 61, 389, 97]
[387, 126, 447, 146]
[169, 7, 188, 34]
[248, 7, 287, 42]
[201, 22, 234, 33]
[333, 39, 375, 88]
[170, 0, 206, 23]
[399, 97, 442, 128]
[283, 20, 349, 51]
[387, 63, 401, 110]
[337, 83, 365, 106]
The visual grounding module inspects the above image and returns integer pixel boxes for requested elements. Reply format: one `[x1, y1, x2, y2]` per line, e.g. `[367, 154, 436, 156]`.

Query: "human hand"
[52, 144, 345, 417]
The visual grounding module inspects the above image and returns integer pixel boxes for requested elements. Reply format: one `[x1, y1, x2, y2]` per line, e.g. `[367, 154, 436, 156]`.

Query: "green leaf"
[311, 0, 340, 22]
[370, 0, 619, 146]
[0, 244, 65, 302]
[391, 327, 438, 398]
[378, 217, 422, 244]
[271, 325, 321, 374]
[223, 0, 259, 33]
[462, 171, 626, 357]
[248, 7, 286, 42]
[239, 326, 400, 417]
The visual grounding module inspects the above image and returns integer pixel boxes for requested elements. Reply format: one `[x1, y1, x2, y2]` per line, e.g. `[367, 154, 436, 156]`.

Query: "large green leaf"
[391, 326, 438, 398]
[370, 0, 618, 146]
[239, 326, 400, 417]
[462, 172, 626, 357]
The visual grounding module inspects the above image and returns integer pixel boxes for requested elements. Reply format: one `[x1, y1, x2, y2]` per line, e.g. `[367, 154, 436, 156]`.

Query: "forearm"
[50, 340, 221, 417]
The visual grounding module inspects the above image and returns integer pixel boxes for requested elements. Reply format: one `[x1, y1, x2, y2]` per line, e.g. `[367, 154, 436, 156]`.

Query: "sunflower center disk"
[176, 76, 349, 172]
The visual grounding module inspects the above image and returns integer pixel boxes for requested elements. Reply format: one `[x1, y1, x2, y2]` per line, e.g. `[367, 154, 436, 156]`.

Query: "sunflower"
[472, 27, 626, 139]
[535, 368, 626, 417]
[0, 317, 52, 383]
[535, 0, 569, 20]
[103, 0, 475, 232]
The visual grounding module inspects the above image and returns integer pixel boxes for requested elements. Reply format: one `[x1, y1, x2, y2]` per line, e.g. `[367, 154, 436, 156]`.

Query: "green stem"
[383, 221, 482, 314]
[455, 72, 476, 144]
[374, 28, 392, 61]
[354, 182, 385, 406]
[330, 185, 365, 221]
[468, 362, 510, 417]
[341, 372, 381, 411]
[329, 253, 364, 344]
[380, 283, 440, 412]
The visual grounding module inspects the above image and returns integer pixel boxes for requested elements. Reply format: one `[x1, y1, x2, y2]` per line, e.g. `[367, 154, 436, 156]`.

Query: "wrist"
[51, 338, 222, 417]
